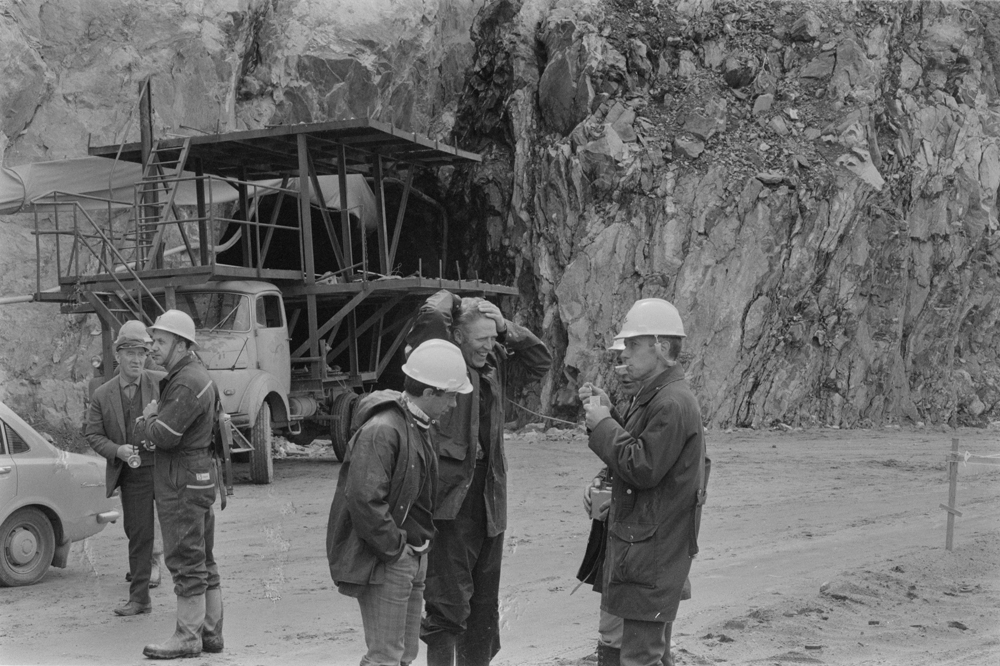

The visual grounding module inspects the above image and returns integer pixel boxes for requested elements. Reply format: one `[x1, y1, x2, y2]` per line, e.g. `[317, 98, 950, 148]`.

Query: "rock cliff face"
[3, 0, 1000, 431]
[446, 0, 1000, 428]
[0, 0, 484, 427]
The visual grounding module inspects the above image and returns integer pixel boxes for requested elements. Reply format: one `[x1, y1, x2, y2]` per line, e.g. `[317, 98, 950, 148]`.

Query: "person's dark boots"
[425, 639, 455, 666]
[142, 594, 204, 659]
[596, 642, 621, 666]
[202, 588, 224, 653]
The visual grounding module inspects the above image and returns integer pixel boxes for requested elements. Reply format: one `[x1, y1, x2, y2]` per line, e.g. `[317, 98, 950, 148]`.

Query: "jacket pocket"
[608, 521, 659, 589]
[182, 460, 217, 509]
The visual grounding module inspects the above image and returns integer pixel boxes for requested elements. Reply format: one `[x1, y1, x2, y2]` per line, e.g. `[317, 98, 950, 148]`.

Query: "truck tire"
[250, 401, 274, 485]
[0, 507, 55, 587]
[330, 392, 358, 463]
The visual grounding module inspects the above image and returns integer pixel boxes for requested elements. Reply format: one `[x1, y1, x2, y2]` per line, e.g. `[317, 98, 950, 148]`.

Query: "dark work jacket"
[589, 364, 707, 622]
[84, 370, 163, 497]
[146, 353, 216, 453]
[406, 290, 552, 536]
[327, 391, 437, 588]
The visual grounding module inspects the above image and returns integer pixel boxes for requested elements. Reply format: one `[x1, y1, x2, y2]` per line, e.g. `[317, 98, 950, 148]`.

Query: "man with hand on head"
[85, 320, 163, 617]
[580, 299, 707, 666]
[406, 291, 552, 666]
[327, 339, 473, 666]
[140, 309, 223, 660]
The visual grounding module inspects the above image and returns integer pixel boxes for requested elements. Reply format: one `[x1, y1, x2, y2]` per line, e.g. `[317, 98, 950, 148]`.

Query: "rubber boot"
[596, 642, 621, 666]
[202, 588, 224, 653]
[424, 638, 455, 666]
[142, 595, 205, 659]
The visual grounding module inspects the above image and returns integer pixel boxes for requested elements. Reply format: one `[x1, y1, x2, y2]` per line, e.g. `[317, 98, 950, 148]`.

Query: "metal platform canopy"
[48, 117, 518, 390]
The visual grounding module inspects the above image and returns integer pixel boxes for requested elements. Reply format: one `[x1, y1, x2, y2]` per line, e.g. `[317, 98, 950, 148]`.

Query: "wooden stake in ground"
[940, 437, 963, 551]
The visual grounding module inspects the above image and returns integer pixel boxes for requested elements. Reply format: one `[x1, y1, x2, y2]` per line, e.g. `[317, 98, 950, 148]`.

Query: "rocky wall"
[4, 0, 1000, 432]
[446, 0, 1000, 428]
[0, 0, 484, 428]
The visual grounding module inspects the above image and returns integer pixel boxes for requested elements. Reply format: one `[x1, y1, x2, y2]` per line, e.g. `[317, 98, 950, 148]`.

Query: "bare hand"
[142, 399, 158, 421]
[582, 476, 599, 516]
[578, 382, 610, 406]
[115, 445, 133, 462]
[477, 301, 506, 334]
[583, 477, 611, 520]
[584, 400, 612, 430]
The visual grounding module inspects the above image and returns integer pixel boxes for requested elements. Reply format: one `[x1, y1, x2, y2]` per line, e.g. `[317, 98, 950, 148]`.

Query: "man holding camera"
[86, 320, 163, 616]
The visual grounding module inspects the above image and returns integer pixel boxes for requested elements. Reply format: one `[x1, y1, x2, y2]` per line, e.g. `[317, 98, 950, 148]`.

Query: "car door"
[0, 420, 20, 518]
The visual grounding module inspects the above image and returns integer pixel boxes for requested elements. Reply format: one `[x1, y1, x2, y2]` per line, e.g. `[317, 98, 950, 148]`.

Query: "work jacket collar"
[164, 351, 196, 382]
[631, 364, 685, 411]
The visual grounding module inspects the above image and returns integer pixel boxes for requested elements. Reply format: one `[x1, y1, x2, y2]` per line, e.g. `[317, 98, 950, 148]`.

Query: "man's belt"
[159, 447, 212, 457]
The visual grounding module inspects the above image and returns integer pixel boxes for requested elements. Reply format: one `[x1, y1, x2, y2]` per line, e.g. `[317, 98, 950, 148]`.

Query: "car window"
[2, 421, 30, 454]
[256, 294, 283, 328]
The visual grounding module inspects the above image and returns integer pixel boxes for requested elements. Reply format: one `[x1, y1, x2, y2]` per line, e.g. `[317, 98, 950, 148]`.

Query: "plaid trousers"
[357, 548, 428, 666]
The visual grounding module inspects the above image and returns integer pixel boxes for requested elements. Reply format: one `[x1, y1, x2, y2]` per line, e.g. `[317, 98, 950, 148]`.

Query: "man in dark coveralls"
[406, 291, 552, 666]
[139, 309, 223, 660]
[580, 298, 708, 666]
[85, 320, 163, 616]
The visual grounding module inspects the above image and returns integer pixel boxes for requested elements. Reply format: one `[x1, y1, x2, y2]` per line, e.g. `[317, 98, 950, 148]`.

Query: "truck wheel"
[0, 507, 55, 587]
[330, 392, 358, 463]
[250, 401, 274, 485]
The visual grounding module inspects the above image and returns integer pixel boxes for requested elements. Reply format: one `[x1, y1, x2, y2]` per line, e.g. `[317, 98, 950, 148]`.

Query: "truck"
[27, 114, 516, 484]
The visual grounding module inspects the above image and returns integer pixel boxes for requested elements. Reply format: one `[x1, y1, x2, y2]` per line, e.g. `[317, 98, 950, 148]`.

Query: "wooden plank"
[944, 437, 960, 551]
[946, 453, 1000, 466]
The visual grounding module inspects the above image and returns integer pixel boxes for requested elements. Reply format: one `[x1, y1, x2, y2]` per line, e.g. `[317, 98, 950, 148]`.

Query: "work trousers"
[600, 612, 673, 666]
[356, 549, 428, 666]
[618, 618, 673, 666]
[422, 462, 503, 666]
[120, 465, 155, 605]
[154, 450, 220, 597]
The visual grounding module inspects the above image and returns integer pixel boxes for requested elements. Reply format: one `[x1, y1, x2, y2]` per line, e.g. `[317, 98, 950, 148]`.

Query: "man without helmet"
[579, 299, 708, 666]
[85, 320, 164, 616]
[139, 309, 224, 659]
[327, 338, 474, 666]
[405, 290, 552, 666]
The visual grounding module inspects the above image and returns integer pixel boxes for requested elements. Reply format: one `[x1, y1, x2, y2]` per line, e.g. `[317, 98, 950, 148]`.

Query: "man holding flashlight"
[579, 299, 707, 666]
[86, 320, 163, 616]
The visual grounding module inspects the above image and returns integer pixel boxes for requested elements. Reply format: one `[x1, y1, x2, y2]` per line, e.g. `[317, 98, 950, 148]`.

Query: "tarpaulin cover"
[0, 156, 378, 230]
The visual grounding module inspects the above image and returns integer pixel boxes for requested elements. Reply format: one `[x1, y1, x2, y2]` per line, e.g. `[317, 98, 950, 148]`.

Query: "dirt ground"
[1, 425, 998, 666]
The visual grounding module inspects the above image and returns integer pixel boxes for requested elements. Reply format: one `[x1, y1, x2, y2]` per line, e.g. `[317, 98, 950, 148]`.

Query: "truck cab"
[172, 281, 291, 483]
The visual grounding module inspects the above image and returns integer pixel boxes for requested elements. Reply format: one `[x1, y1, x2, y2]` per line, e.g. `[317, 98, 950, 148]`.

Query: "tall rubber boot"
[596, 642, 621, 666]
[143, 594, 205, 659]
[424, 638, 455, 666]
[202, 588, 224, 653]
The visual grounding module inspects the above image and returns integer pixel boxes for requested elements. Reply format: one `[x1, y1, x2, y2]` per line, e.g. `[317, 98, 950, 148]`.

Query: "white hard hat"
[114, 320, 152, 351]
[613, 298, 686, 342]
[148, 309, 198, 347]
[402, 339, 473, 394]
[606, 338, 625, 352]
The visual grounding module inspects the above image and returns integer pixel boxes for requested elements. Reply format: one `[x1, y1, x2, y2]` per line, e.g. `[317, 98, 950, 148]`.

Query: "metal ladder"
[133, 138, 193, 270]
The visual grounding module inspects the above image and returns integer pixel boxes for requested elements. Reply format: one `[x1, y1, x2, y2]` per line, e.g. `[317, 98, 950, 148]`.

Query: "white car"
[0, 401, 120, 586]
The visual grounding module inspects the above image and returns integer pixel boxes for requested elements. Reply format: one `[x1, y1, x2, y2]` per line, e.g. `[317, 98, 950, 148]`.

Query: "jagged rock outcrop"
[0, 0, 484, 428]
[4, 0, 1000, 433]
[447, 0, 1000, 428]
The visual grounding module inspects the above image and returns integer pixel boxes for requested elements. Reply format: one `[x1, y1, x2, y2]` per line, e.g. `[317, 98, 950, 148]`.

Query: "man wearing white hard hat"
[579, 299, 708, 666]
[140, 309, 224, 659]
[85, 320, 164, 616]
[327, 339, 473, 666]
